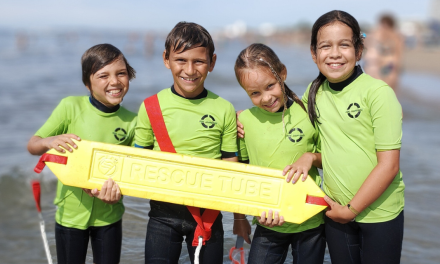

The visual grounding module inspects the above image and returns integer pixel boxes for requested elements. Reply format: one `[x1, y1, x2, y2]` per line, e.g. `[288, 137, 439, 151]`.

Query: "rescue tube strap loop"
[306, 195, 329, 207]
[34, 153, 68, 173]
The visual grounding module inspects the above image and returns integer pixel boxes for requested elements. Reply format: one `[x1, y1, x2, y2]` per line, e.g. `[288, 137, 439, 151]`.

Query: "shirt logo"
[113, 128, 127, 141]
[200, 115, 217, 129]
[346, 103, 363, 118]
[287, 128, 304, 143]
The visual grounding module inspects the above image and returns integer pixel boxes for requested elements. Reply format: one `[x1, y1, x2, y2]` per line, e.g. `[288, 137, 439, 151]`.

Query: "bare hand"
[282, 153, 315, 184]
[233, 213, 252, 244]
[257, 210, 284, 228]
[45, 134, 81, 153]
[324, 196, 356, 224]
[90, 178, 121, 204]
[236, 110, 244, 138]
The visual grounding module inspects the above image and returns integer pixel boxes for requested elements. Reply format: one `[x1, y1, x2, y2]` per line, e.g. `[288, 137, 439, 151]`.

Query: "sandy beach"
[403, 47, 440, 75]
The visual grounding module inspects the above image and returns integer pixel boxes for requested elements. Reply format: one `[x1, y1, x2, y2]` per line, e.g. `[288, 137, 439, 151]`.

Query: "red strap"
[34, 153, 68, 173]
[187, 206, 220, 246]
[144, 95, 176, 153]
[144, 94, 220, 246]
[306, 195, 329, 207]
[31, 180, 42, 213]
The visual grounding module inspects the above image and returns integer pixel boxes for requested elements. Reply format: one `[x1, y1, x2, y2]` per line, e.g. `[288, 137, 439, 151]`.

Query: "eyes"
[248, 83, 276, 97]
[97, 70, 128, 79]
[319, 42, 352, 49]
[175, 58, 206, 64]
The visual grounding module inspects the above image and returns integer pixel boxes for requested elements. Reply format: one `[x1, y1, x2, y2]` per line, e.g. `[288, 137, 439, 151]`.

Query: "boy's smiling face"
[87, 57, 129, 107]
[164, 46, 216, 98]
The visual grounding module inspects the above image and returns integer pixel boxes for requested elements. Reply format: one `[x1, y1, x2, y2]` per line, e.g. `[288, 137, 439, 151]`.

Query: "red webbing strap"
[306, 195, 329, 207]
[31, 180, 42, 212]
[144, 95, 176, 154]
[34, 153, 68, 173]
[187, 206, 220, 246]
[143, 94, 220, 246]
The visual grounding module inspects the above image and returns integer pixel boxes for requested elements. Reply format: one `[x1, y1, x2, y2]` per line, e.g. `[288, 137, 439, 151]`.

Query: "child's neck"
[328, 65, 363, 91]
[89, 96, 120, 113]
[276, 99, 293, 112]
[171, 85, 208, 100]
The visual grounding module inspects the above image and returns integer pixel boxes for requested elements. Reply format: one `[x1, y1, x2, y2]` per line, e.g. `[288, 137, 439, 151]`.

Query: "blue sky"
[0, 0, 434, 31]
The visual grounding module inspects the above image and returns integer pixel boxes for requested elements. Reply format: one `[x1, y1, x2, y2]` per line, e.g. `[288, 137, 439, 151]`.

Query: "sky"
[0, 0, 435, 32]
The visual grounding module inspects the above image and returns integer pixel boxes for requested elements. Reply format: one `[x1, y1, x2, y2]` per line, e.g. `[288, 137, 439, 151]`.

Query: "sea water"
[0, 29, 439, 263]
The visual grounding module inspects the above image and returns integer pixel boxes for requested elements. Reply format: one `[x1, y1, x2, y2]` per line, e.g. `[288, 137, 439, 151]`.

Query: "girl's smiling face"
[240, 67, 286, 113]
[311, 22, 362, 83]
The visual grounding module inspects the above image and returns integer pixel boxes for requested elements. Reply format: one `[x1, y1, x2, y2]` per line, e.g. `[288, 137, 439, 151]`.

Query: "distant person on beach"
[134, 22, 251, 264]
[27, 44, 137, 264]
[235, 43, 326, 264]
[363, 14, 404, 92]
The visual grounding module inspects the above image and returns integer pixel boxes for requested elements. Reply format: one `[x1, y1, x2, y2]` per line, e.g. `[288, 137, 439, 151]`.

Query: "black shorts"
[55, 220, 122, 264]
[145, 200, 224, 264]
[325, 211, 404, 264]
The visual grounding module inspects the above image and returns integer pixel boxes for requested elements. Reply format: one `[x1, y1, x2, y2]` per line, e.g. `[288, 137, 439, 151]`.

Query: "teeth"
[181, 77, 197, 81]
[108, 90, 121, 95]
[330, 64, 341, 66]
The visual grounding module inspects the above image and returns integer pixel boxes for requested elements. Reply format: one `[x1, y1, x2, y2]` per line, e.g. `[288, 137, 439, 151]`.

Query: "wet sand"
[402, 47, 440, 75]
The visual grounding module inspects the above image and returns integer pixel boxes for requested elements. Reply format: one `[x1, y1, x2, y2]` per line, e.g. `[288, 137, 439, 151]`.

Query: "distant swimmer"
[363, 14, 404, 92]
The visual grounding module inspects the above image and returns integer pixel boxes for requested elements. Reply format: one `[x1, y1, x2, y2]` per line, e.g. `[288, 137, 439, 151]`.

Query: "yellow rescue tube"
[40, 139, 327, 224]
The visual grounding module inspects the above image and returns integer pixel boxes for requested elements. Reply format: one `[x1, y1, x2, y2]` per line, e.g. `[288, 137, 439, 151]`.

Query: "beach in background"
[1, 15, 440, 264]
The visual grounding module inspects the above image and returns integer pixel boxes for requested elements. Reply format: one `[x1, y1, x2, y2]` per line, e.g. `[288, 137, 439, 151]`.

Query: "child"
[303, 10, 405, 264]
[27, 43, 137, 264]
[234, 43, 326, 264]
[134, 22, 251, 264]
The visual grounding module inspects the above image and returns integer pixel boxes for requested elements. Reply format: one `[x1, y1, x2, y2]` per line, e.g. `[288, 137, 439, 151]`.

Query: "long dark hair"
[308, 10, 364, 126]
[235, 43, 306, 112]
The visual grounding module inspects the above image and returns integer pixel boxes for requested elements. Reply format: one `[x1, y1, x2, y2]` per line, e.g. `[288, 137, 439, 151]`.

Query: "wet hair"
[379, 13, 396, 29]
[81, 43, 136, 89]
[235, 43, 306, 129]
[308, 10, 364, 126]
[164, 22, 215, 62]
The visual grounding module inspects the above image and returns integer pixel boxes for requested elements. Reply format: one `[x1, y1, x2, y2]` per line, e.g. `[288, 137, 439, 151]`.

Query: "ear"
[163, 49, 171, 69]
[208, 54, 217, 72]
[310, 48, 317, 64]
[356, 46, 364, 61]
[280, 66, 287, 82]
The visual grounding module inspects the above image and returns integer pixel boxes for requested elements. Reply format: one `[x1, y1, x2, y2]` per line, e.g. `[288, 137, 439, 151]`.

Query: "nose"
[110, 74, 119, 86]
[262, 92, 272, 104]
[184, 62, 196, 76]
[329, 45, 341, 59]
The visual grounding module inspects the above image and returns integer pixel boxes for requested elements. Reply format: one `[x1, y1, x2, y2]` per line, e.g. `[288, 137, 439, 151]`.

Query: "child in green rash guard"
[135, 22, 251, 264]
[234, 43, 325, 264]
[303, 10, 404, 264]
[27, 44, 137, 264]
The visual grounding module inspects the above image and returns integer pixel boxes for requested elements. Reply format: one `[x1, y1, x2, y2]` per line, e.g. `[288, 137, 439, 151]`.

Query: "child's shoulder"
[118, 105, 137, 119]
[238, 107, 260, 121]
[56, 96, 89, 109]
[356, 74, 395, 97]
[358, 73, 388, 88]
[206, 90, 233, 107]
[60, 95, 88, 104]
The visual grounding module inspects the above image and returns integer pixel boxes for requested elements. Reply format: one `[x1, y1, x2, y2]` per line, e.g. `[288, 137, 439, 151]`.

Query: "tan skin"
[164, 46, 252, 243]
[27, 59, 130, 205]
[310, 22, 401, 223]
[236, 67, 323, 228]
